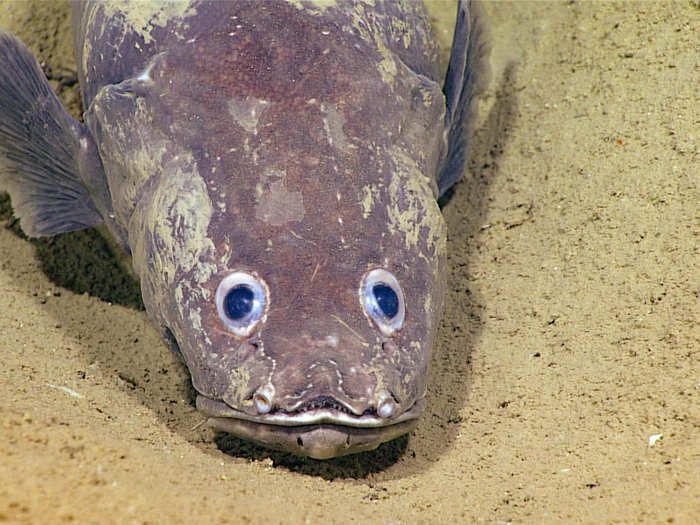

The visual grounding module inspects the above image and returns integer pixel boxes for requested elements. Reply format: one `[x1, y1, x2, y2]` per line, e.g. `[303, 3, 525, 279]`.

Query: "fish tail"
[0, 31, 102, 237]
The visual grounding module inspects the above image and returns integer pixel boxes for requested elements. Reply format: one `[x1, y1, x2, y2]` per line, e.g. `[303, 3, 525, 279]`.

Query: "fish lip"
[196, 395, 425, 428]
[207, 417, 419, 459]
[196, 397, 425, 458]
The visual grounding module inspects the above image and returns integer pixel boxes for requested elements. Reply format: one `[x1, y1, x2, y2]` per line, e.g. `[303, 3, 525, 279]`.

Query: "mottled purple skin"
[63, 0, 480, 458]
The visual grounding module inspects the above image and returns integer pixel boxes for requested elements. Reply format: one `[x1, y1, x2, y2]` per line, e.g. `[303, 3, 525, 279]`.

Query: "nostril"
[377, 391, 398, 419]
[382, 340, 399, 354]
[253, 384, 275, 414]
[254, 393, 271, 414]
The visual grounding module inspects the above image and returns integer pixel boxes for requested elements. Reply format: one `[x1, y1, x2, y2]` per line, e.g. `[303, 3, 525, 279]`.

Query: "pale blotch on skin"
[285, 0, 338, 15]
[128, 152, 216, 338]
[228, 96, 270, 135]
[180, 304, 210, 348]
[377, 54, 398, 88]
[347, 5, 398, 89]
[225, 366, 254, 410]
[96, 1, 196, 44]
[90, 88, 169, 232]
[366, 344, 396, 400]
[80, 2, 197, 79]
[392, 16, 412, 50]
[321, 103, 352, 151]
[136, 154, 215, 279]
[255, 169, 305, 226]
[386, 145, 446, 257]
[360, 183, 380, 219]
[136, 153, 218, 354]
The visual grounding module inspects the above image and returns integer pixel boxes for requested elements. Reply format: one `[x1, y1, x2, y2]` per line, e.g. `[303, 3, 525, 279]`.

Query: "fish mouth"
[196, 396, 424, 459]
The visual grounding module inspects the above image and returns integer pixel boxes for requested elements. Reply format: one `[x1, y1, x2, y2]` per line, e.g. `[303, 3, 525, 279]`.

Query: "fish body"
[0, 1, 485, 459]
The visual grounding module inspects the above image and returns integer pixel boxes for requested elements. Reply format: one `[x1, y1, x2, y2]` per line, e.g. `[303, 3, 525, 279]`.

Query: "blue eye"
[372, 284, 399, 319]
[216, 272, 268, 337]
[361, 269, 405, 336]
[224, 285, 255, 320]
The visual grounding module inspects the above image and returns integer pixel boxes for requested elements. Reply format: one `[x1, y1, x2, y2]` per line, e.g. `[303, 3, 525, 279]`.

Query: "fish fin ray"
[0, 31, 103, 236]
[438, 0, 490, 196]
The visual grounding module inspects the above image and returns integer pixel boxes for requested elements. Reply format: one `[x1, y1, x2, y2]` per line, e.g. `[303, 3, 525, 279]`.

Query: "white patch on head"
[91, 2, 197, 47]
[321, 103, 352, 152]
[142, 155, 214, 284]
[228, 96, 270, 135]
[126, 152, 218, 370]
[360, 184, 379, 219]
[255, 170, 304, 226]
[255, 180, 304, 226]
[90, 88, 171, 227]
[285, 0, 337, 15]
[387, 145, 446, 255]
[185, 305, 211, 346]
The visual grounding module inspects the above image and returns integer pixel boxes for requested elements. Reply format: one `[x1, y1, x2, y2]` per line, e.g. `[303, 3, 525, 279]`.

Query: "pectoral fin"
[0, 31, 103, 237]
[438, 0, 489, 196]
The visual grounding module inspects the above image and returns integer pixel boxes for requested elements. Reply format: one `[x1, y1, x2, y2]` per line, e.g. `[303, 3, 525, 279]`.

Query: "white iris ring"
[360, 268, 405, 336]
[215, 271, 268, 337]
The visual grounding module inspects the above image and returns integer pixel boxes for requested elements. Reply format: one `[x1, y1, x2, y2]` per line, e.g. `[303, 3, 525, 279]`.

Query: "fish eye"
[360, 269, 405, 336]
[215, 272, 268, 337]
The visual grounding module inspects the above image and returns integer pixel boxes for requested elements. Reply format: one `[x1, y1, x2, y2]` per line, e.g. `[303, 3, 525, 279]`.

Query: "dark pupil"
[224, 285, 255, 320]
[373, 283, 399, 319]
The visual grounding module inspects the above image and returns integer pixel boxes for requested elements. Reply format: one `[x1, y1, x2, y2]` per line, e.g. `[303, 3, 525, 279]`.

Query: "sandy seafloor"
[0, 1, 698, 523]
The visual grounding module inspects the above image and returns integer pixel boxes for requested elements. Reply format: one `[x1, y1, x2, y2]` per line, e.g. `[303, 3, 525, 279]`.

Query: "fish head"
[190, 172, 448, 459]
[87, 14, 448, 459]
[188, 88, 447, 459]
[181, 154, 448, 460]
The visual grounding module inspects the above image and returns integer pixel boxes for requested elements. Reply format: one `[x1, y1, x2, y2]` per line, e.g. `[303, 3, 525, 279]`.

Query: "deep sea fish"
[0, 0, 486, 459]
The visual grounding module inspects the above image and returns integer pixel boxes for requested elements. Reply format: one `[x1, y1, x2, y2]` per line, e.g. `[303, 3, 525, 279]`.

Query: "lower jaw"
[206, 416, 419, 459]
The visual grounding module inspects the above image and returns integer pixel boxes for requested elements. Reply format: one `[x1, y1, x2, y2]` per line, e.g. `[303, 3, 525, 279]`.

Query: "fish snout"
[201, 335, 425, 459]
[250, 350, 403, 423]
